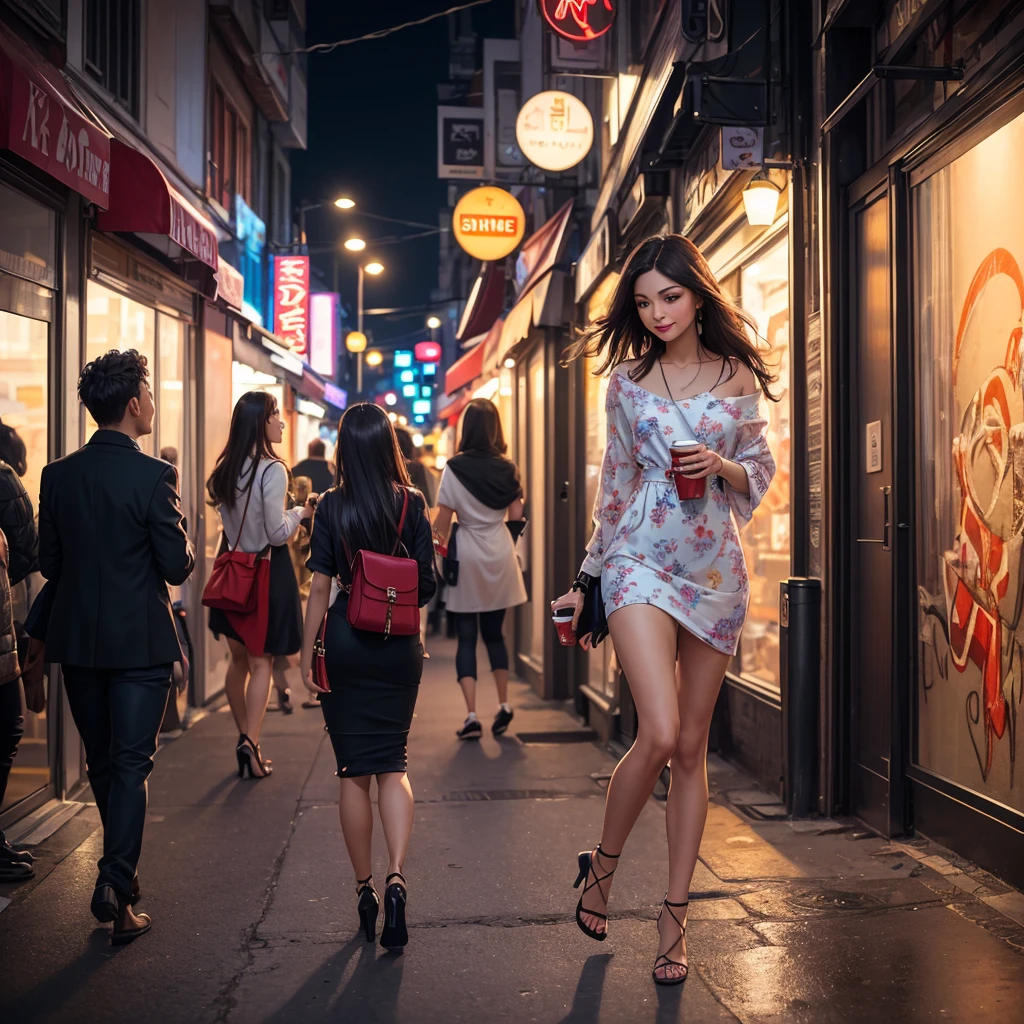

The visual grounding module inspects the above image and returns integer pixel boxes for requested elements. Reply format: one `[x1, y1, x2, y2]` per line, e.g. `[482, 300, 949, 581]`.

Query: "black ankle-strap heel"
[380, 872, 408, 951]
[356, 875, 379, 943]
[652, 899, 689, 985]
[573, 845, 620, 941]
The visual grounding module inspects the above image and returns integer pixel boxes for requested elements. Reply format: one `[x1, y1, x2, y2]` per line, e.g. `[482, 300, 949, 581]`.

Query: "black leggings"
[454, 610, 508, 680]
[0, 679, 24, 811]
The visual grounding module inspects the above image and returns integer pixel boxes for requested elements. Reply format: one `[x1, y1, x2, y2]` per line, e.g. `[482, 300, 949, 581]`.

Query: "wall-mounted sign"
[452, 186, 525, 262]
[273, 255, 310, 356]
[415, 340, 442, 363]
[516, 90, 593, 172]
[540, 0, 616, 43]
[215, 257, 245, 312]
[574, 213, 613, 304]
[721, 126, 763, 170]
[235, 194, 267, 253]
[394, 350, 413, 368]
[438, 105, 486, 180]
[309, 292, 339, 377]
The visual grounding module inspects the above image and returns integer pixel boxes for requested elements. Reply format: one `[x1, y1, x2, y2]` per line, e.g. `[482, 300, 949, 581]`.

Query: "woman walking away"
[432, 399, 526, 740]
[299, 404, 435, 951]
[207, 392, 316, 778]
[551, 234, 776, 985]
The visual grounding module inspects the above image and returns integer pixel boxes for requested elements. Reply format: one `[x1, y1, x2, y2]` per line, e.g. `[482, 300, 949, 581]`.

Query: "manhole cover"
[787, 889, 885, 912]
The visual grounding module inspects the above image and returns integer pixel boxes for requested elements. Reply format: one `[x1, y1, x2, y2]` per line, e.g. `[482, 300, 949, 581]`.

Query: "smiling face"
[265, 401, 285, 445]
[633, 268, 701, 345]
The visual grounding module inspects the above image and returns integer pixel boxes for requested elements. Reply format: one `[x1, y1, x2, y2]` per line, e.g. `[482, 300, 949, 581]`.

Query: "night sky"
[292, 1, 516, 347]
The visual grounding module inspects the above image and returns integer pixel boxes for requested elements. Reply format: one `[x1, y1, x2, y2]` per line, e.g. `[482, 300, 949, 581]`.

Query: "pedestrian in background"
[206, 392, 316, 778]
[431, 399, 527, 740]
[291, 436, 334, 496]
[299, 404, 436, 951]
[396, 426, 437, 654]
[0, 427, 39, 881]
[38, 349, 195, 943]
[552, 234, 777, 984]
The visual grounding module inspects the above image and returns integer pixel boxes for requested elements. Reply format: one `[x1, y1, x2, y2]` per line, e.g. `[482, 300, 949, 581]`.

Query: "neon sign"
[274, 255, 310, 356]
[540, 0, 616, 43]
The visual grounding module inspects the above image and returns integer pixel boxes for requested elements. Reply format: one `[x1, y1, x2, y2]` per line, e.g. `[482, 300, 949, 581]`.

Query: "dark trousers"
[454, 609, 509, 680]
[0, 678, 25, 811]
[62, 664, 172, 895]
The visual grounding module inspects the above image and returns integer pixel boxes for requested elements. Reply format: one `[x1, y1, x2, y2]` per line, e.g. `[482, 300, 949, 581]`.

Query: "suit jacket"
[38, 430, 195, 668]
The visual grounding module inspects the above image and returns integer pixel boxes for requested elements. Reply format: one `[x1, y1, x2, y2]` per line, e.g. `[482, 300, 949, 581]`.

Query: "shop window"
[527, 349, 547, 667]
[85, 0, 141, 116]
[0, 183, 56, 288]
[913, 108, 1024, 814]
[0, 311, 51, 813]
[208, 81, 251, 210]
[731, 235, 791, 693]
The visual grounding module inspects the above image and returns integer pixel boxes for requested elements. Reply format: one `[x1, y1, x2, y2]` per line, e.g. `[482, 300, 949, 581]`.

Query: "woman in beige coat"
[432, 400, 526, 740]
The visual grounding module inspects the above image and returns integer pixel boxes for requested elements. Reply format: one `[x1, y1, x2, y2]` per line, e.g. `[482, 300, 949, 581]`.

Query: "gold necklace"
[659, 356, 704, 397]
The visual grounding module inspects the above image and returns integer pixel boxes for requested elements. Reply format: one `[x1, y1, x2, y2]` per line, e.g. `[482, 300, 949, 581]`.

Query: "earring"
[696, 308, 704, 337]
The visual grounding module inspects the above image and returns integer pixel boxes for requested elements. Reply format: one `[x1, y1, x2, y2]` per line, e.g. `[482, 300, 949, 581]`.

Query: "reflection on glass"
[0, 310, 50, 811]
[0, 182, 56, 288]
[731, 236, 791, 691]
[914, 108, 1024, 814]
[85, 283, 156, 453]
[528, 350, 546, 666]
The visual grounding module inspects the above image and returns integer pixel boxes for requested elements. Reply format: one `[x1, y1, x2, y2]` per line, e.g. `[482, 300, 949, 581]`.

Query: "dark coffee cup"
[552, 608, 577, 647]
[670, 442, 707, 501]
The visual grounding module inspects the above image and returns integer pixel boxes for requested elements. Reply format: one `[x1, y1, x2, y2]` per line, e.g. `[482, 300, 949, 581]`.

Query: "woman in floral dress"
[552, 234, 777, 985]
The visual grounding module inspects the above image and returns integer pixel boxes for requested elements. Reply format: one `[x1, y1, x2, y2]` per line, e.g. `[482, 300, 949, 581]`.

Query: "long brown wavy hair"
[565, 234, 778, 400]
[206, 391, 280, 508]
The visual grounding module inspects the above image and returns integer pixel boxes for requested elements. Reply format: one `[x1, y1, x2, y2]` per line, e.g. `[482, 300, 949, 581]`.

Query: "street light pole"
[357, 264, 364, 395]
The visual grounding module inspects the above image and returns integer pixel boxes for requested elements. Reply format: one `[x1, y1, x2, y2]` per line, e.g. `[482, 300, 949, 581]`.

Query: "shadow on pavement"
[557, 952, 613, 1023]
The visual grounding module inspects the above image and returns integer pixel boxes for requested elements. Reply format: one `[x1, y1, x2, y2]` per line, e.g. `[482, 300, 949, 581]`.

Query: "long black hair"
[206, 391, 280, 508]
[334, 403, 411, 555]
[566, 234, 778, 400]
[0, 419, 27, 477]
[458, 398, 507, 456]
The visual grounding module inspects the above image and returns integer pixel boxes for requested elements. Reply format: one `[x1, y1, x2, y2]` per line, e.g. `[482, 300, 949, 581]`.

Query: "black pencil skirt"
[208, 543, 303, 656]
[318, 603, 423, 778]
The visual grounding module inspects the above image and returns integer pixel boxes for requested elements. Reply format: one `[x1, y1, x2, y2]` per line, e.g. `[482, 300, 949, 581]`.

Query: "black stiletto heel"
[380, 872, 408, 950]
[652, 899, 689, 985]
[574, 845, 620, 941]
[356, 875, 379, 942]
[236, 734, 272, 779]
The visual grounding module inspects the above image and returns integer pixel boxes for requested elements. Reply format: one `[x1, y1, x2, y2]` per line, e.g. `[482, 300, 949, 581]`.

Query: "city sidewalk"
[1, 637, 1023, 1023]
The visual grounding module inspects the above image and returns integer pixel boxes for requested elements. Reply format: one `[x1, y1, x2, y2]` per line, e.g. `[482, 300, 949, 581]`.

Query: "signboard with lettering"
[452, 186, 525, 262]
[437, 106, 486, 180]
[516, 90, 594, 172]
[309, 292, 339, 377]
[721, 126, 763, 170]
[215, 258, 245, 312]
[274, 255, 310, 356]
[540, 0, 616, 43]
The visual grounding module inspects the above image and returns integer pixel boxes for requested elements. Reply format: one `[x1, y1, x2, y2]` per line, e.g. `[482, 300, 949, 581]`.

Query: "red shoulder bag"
[202, 464, 272, 613]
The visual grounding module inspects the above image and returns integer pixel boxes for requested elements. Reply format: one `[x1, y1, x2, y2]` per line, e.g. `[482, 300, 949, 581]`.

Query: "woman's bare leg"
[338, 777, 374, 885]
[657, 627, 730, 981]
[578, 604, 680, 936]
[272, 655, 291, 698]
[224, 638, 249, 736]
[376, 772, 414, 880]
[245, 653, 274, 742]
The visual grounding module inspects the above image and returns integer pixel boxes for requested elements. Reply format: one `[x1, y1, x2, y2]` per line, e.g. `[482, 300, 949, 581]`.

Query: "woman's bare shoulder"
[723, 359, 758, 397]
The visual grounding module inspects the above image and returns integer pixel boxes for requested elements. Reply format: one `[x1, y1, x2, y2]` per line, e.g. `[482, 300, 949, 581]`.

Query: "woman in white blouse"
[206, 392, 316, 777]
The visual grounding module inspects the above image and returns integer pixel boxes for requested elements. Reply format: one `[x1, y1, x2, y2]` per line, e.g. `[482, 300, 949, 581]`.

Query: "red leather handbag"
[202, 465, 269, 613]
[343, 489, 419, 637]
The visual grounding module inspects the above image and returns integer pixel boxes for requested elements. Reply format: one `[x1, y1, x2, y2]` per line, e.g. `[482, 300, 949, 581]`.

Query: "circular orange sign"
[452, 186, 526, 261]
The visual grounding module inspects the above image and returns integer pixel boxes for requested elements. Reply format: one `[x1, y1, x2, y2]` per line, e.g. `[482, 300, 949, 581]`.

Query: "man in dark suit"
[291, 437, 335, 495]
[38, 348, 194, 944]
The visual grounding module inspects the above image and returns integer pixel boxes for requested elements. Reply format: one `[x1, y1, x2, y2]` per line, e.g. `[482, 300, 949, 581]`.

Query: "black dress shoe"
[91, 883, 119, 923]
[492, 706, 514, 736]
[456, 717, 483, 740]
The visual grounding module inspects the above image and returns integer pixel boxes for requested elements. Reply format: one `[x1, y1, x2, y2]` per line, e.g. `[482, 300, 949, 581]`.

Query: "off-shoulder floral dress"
[580, 370, 776, 654]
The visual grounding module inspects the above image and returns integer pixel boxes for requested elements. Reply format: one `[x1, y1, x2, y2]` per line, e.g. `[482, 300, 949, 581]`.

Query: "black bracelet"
[571, 571, 596, 595]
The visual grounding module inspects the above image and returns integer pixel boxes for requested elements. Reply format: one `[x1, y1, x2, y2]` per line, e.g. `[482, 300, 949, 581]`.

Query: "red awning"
[456, 261, 505, 341]
[96, 139, 218, 268]
[0, 32, 111, 208]
[445, 318, 503, 396]
[515, 198, 574, 299]
[437, 388, 474, 425]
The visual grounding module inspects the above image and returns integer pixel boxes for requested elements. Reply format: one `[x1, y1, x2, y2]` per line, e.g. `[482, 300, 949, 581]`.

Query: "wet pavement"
[1, 636, 1023, 1023]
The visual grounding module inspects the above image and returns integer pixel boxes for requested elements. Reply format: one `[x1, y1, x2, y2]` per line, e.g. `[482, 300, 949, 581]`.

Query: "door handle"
[856, 484, 891, 550]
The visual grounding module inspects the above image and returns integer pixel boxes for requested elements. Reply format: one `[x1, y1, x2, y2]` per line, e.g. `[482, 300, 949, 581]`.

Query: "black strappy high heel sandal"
[356, 875, 380, 942]
[573, 845, 620, 941]
[380, 872, 408, 950]
[236, 734, 272, 779]
[652, 899, 689, 985]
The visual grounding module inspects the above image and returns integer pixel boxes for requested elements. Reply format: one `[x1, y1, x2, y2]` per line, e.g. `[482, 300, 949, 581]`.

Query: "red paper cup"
[552, 610, 577, 647]
[670, 443, 707, 500]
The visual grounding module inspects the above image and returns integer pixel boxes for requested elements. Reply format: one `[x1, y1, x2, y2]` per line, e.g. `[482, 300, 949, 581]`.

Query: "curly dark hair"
[78, 348, 150, 427]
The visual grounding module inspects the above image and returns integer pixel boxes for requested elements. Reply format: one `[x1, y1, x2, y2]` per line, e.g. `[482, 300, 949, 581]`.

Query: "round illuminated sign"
[516, 91, 594, 172]
[540, 0, 616, 43]
[452, 186, 525, 262]
[414, 341, 442, 363]
[345, 331, 367, 353]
